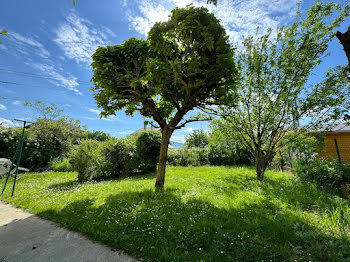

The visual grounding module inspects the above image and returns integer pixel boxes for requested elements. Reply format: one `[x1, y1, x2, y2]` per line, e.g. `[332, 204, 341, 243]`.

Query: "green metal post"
[1, 119, 33, 196]
[11, 121, 26, 196]
[334, 138, 342, 164]
[1, 141, 21, 195]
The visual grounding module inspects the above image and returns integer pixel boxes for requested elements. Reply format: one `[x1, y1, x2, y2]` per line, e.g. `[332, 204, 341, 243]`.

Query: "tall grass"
[1, 166, 349, 261]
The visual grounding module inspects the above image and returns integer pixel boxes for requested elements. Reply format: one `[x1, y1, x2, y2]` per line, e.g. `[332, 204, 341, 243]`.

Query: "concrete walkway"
[0, 201, 138, 262]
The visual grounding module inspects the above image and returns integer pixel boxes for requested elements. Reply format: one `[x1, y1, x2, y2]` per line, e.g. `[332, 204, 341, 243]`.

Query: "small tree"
[185, 130, 209, 148]
[91, 6, 237, 188]
[24, 100, 64, 120]
[218, 2, 350, 180]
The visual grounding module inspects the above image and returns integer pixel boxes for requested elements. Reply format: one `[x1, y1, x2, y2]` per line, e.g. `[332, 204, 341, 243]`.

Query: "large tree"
[91, 6, 237, 188]
[217, 2, 350, 181]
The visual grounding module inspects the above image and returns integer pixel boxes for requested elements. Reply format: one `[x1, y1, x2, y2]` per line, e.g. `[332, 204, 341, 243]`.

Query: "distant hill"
[170, 141, 184, 148]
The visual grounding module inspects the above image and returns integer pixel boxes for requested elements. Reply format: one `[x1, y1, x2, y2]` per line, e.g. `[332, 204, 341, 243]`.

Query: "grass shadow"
[46, 172, 156, 192]
[38, 188, 350, 262]
[219, 171, 350, 223]
[47, 180, 81, 191]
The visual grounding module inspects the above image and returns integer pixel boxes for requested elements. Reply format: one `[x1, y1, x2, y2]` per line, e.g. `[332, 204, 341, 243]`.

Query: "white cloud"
[125, 0, 297, 46]
[82, 116, 96, 120]
[102, 26, 117, 38]
[182, 127, 195, 133]
[121, 0, 128, 8]
[8, 31, 50, 58]
[12, 100, 21, 106]
[88, 108, 102, 114]
[171, 135, 186, 144]
[3, 29, 81, 96]
[29, 63, 82, 95]
[116, 130, 135, 136]
[101, 115, 118, 122]
[0, 104, 7, 110]
[0, 118, 20, 128]
[54, 10, 115, 64]
[127, 2, 171, 36]
[82, 116, 119, 122]
[85, 111, 120, 122]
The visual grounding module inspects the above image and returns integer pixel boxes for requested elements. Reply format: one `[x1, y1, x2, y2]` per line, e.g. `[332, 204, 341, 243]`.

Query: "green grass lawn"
[1, 166, 350, 261]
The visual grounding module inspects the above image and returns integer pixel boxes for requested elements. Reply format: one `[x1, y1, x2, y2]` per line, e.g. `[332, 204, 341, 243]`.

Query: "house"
[314, 124, 350, 163]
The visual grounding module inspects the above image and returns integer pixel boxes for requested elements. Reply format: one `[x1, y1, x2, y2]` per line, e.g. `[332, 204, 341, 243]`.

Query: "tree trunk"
[155, 128, 172, 188]
[256, 159, 265, 181]
[336, 26, 350, 65]
[255, 150, 267, 181]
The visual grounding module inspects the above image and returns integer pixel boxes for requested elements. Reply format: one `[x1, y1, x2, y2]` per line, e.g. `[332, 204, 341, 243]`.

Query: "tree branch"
[175, 117, 212, 130]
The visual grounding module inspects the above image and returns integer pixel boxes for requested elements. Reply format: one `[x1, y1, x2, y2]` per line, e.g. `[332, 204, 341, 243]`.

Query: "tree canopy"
[217, 1, 350, 180]
[185, 130, 209, 148]
[24, 100, 64, 120]
[91, 6, 237, 187]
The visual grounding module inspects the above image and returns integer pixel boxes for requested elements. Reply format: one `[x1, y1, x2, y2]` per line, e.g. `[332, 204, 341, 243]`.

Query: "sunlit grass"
[1, 166, 350, 261]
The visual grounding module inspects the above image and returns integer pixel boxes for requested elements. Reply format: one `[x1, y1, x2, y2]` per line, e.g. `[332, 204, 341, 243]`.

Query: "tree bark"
[256, 159, 265, 181]
[255, 150, 267, 181]
[155, 128, 172, 188]
[336, 26, 350, 65]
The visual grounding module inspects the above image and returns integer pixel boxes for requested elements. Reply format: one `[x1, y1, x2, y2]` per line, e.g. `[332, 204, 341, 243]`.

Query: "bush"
[185, 130, 209, 148]
[168, 144, 251, 167]
[100, 139, 134, 178]
[69, 140, 104, 182]
[168, 147, 209, 166]
[295, 157, 350, 195]
[134, 130, 161, 173]
[84, 130, 111, 141]
[0, 118, 83, 170]
[208, 144, 235, 165]
[50, 157, 73, 172]
[69, 138, 137, 182]
[208, 144, 251, 166]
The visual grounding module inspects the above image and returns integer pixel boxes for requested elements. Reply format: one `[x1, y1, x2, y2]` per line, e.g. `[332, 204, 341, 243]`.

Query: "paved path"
[0, 201, 139, 262]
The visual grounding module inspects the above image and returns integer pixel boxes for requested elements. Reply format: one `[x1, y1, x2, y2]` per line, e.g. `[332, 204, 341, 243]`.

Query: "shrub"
[84, 130, 111, 141]
[69, 140, 104, 182]
[185, 130, 209, 148]
[134, 130, 161, 173]
[0, 118, 83, 170]
[100, 139, 134, 178]
[168, 145, 251, 167]
[208, 144, 251, 166]
[295, 157, 350, 195]
[167, 147, 187, 166]
[50, 157, 73, 172]
[167, 147, 209, 166]
[208, 144, 235, 165]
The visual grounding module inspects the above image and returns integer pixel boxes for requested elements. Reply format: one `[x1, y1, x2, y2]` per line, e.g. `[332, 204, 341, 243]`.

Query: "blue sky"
[0, 0, 348, 143]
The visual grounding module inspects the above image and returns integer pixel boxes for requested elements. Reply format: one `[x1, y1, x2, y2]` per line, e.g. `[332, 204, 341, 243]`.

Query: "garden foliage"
[135, 131, 162, 173]
[0, 118, 82, 169]
[50, 157, 73, 172]
[185, 130, 209, 149]
[69, 140, 104, 182]
[295, 157, 350, 196]
[100, 138, 135, 178]
[168, 130, 251, 166]
[69, 130, 161, 182]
